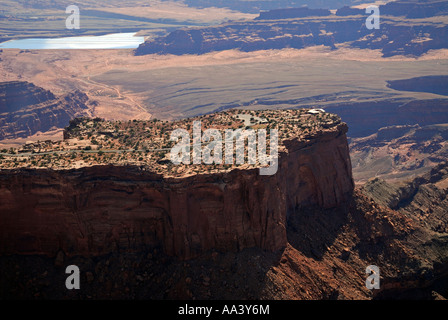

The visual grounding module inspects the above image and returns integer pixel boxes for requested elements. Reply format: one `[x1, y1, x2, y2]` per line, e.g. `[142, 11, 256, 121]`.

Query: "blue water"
[0, 33, 145, 49]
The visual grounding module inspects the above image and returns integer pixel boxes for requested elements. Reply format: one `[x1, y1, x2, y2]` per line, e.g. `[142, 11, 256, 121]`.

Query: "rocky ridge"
[0, 81, 90, 140]
[0, 81, 55, 113]
[350, 122, 448, 182]
[135, 1, 448, 57]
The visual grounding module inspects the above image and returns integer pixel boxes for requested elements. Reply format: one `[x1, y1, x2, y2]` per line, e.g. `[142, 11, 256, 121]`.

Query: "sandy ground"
[91, 2, 257, 23]
[1, 45, 448, 123]
[2, 45, 447, 80]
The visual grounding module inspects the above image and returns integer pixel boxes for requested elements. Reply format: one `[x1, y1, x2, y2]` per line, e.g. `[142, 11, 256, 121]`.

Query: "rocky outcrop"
[255, 7, 331, 20]
[376, 125, 420, 141]
[2, 121, 448, 299]
[380, 0, 448, 19]
[0, 81, 55, 114]
[335, 6, 364, 16]
[0, 81, 90, 140]
[0, 123, 353, 260]
[355, 163, 448, 299]
[350, 121, 448, 182]
[134, 18, 342, 55]
[362, 162, 448, 233]
[135, 1, 448, 57]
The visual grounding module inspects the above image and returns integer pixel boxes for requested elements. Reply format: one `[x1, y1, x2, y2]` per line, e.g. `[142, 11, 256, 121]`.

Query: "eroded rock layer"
[0, 81, 90, 140]
[0, 123, 353, 260]
[135, 1, 448, 57]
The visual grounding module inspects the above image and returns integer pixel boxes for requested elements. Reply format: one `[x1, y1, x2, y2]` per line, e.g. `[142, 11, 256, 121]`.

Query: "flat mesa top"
[0, 109, 342, 176]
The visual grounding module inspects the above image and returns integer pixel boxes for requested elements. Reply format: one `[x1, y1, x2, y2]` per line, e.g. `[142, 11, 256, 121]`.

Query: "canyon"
[0, 81, 90, 140]
[350, 122, 448, 183]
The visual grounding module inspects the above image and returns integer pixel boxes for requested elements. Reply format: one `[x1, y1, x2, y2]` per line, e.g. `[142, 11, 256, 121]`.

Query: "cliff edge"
[0, 114, 353, 260]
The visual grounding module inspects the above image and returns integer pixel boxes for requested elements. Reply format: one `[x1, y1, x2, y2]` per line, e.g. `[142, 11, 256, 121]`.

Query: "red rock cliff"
[0, 123, 353, 260]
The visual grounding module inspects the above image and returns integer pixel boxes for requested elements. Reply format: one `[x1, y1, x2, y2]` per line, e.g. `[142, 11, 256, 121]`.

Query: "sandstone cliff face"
[0, 81, 90, 140]
[0, 123, 353, 260]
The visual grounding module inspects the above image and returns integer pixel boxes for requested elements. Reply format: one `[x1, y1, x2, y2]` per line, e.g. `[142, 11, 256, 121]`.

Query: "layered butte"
[0, 109, 353, 260]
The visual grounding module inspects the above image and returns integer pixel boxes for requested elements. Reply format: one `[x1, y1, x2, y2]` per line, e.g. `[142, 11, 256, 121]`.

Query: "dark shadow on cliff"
[286, 203, 349, 261]
[0, 246, 284, 300]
